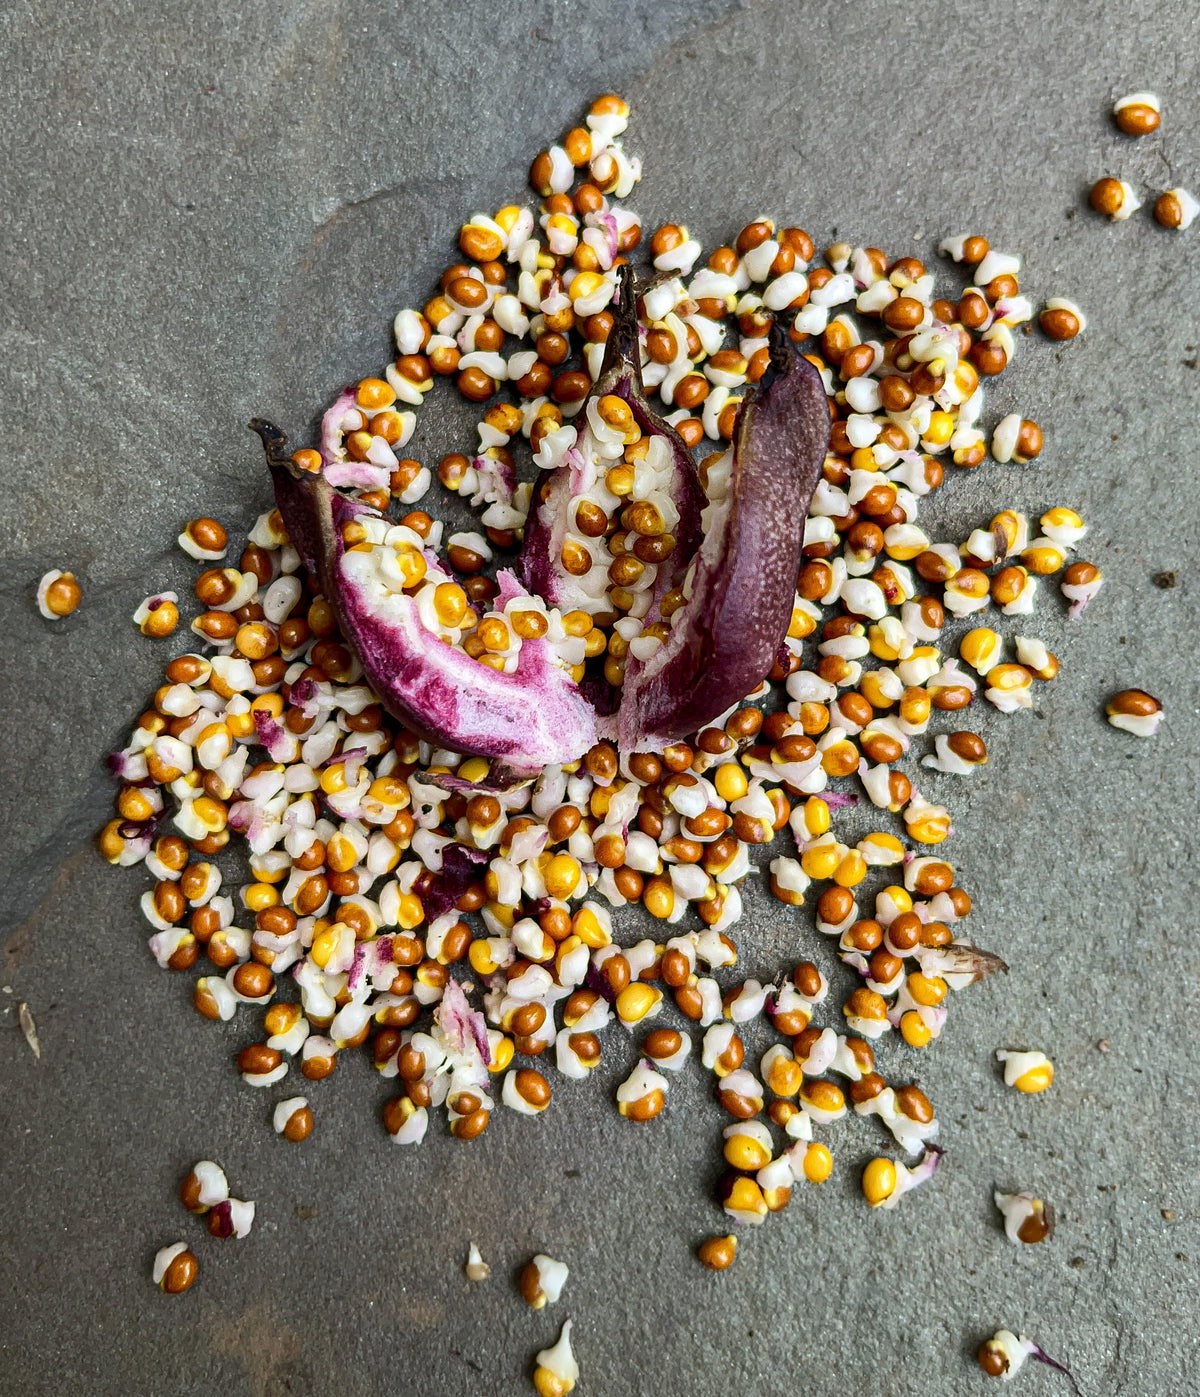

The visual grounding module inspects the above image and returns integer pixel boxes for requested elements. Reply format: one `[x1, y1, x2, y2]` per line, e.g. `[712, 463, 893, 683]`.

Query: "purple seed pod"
[617, 323, 830, 751]
[250, 420, 597, 773]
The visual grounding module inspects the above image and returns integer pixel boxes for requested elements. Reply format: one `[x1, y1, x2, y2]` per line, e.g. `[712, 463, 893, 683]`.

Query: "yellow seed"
[368, 775, 409, 808]
[988, 663, 1034, 692]
[723, 1177, 768, 1222]
[547, 211, 578, 241]
[477, 617, 511, 653]
[615, 983, 661, 1024]
[457, 756, 491, 784]
[572, 906, 611, 949]
[801, 796, 830, 837]
[1042, 506, 1082, 532]
[310, 925, 340, 969]
[713, 762, 749, 803]
[788, 606, 817, 640]
[833, 851, 868, 888]
[862, 1157, 898, 1206]
[959, 627, 1001, 672]
[493, 205, 522, 235]
[907, 813, 951, 845]
[1021, 544, 1065, 575]
[860, 832, 904, 863]
[226, 708, 254, 739]
[391, 892, 423, 930]
[800, 842, 842, 881]
[433, 582, 468, 627]
[723, 1134, 771, 1172]
[543, 853, 582, 899]
[900, 1010, 932, 1048]
[320, 762, 348, 796]
[512, 608, 549, 639]
[533, 1366, 574, 1397]
[394, 543, 427, 588]
[1015, 1062, 1055, 1094]
[879, 885, 912, 916]
[605, 465, 634, 496]
[325, 833, 358, 874]
[820, 739, 859, 778]
[561, 609, 593, 637]
[642, 875, 674, 920]
[244, 883, 279, 911]
[953, 361, 979, 397]
[249, 853, 289, 884]
[117, 787, 155, 821]
[923, 410, 953, 446]
[469, 939, 498, 976]
[868, 624, 904, 661]
[489, 1035, 514, 1074]
[596, 393, 634, 431]
[802, 1142, 834, 1183]
[486, 902, 515, 931]
[907, 973, 947, 1007]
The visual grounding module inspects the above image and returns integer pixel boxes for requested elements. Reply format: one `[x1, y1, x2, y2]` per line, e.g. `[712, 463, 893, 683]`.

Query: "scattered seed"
[532, 1318, 579, 1397]
[152, 1242, 198, 1294]
[996, 1049, 1054, 1093]
[1105, 689, 1164, 737]
[273, 1096, 313, 1142]
[1089, 177, 1141, 220]
[1112, 91, 1161, 136]
[180, 1160, 228, 1213]
[977, 1330, 1081, 1391]
[1153, 188, 1198, 231]
[520, 1254, 569, 1308]
[465, 1241, 490, 1281]
[207, 1197, 255, 1239]
[697, 1234, 738, 1271]
[994, 1190, 1055, 1244]
[134, 592, 181, 637]
[96, 95, 1125, 1296]
[36, 569, 82, 619]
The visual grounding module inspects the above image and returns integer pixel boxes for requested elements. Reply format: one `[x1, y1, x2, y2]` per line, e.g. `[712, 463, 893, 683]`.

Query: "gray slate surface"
[1, 1, 1197, 1393]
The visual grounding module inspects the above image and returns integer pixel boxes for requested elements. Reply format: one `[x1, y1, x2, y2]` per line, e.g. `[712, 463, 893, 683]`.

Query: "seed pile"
[104, 96, 1116, 1270]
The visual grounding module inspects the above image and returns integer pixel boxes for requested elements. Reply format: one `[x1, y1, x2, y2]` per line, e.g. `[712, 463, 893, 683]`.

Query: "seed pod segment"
[617, 321, 830, 750]
[251, 419, 596, 771]
[519, 264, 705, 640]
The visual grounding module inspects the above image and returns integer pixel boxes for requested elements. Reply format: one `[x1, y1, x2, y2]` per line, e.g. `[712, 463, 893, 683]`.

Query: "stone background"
[1, 1, 1196, 1393]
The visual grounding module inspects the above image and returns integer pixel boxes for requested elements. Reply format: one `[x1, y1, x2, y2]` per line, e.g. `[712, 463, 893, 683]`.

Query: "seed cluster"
[1090, 93, 1197, 230]
[152, 1158, 255, 1294]
[105, 97, 1120, 1296]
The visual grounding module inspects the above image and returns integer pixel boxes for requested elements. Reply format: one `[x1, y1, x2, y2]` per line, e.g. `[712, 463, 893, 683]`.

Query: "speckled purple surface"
[2, 2, 1198, 1394]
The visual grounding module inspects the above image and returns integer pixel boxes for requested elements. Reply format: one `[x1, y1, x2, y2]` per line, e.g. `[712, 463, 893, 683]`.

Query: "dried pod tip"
[249, 418, 294, 473]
